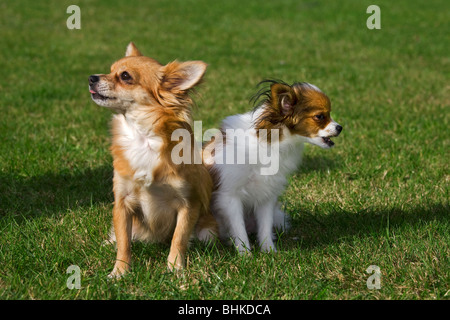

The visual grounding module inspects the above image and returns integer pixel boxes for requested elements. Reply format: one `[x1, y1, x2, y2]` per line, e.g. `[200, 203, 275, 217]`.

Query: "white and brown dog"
[204, 80, 342, 254]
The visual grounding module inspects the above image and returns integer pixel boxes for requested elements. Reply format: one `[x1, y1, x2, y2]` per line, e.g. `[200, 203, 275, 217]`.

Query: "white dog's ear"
[125, 42, 142, 57]
[271, 83, 295, 116]
[161, 61, 207, 92]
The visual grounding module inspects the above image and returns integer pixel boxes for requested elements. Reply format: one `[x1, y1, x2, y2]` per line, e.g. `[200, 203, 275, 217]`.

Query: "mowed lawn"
[0, 0, 448, 299]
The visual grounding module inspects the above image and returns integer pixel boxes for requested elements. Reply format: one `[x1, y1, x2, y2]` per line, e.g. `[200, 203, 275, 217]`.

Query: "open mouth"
[321, 136, 335, 147]
[89, 88, 115, 101]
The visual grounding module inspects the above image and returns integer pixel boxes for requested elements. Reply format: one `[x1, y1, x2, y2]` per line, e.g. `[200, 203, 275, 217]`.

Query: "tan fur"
[254, 82, 332, 141]
[89, 42, 217, 278]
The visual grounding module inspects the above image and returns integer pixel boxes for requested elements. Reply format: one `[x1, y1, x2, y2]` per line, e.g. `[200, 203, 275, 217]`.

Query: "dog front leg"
[218, 195, 251, 254]
[167, 206, 197, 271]
[109, 200, 133, 278]
[255, 199, 277, 253]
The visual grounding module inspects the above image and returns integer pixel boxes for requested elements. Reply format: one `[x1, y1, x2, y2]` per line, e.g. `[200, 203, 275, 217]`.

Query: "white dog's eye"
[120, 71, 132, 81]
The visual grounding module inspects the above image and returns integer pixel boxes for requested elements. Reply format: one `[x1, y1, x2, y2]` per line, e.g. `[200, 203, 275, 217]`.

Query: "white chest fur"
[113, 114, 163, 186]
[212, 110, 305, 205]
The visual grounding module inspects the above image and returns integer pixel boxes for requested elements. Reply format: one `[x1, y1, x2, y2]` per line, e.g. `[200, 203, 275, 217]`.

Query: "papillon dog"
[89, 42, 218, 278]
[204, 80, 342, 254]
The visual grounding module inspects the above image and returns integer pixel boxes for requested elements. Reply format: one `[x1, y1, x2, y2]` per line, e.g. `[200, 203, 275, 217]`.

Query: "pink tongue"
[89, 90, 96, 94]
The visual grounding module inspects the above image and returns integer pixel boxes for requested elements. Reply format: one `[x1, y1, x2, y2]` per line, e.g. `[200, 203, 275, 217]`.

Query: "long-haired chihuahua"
[89, 43, 218, 278]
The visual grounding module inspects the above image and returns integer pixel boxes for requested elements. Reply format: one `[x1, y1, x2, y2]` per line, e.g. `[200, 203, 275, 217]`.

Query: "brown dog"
[89, 42, 218, 278]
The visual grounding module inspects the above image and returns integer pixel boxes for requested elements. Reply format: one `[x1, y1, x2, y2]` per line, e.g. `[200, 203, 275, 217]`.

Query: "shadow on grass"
[0, 165, 113, 221]
[1, 154, 447, 254]
[297, 153, 343, 173]
[0, 153, 341, 221]
[284, 202, 449, 250]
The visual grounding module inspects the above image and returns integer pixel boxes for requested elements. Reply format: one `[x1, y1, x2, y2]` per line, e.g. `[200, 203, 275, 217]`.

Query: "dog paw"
[260, 241, 277, 253]
[108, 269, 124, 279]
[236, 245, 252, 256]
[167, 253, 185, 272]
[108, 262, 129, 279]
[232, 238, 252, 255]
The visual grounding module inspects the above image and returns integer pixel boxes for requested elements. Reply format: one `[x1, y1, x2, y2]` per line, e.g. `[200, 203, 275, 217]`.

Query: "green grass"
[0, 0, 448, 300]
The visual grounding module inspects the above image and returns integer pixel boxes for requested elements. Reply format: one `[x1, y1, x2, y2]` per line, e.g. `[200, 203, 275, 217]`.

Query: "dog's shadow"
[280, 203, 448, 251]
[278, 154, 449, 250]
[2, 157, 447, 254]
[296, 153, 342, 174]
[0, 165, 113, 221]
[0, 154, 340, 221]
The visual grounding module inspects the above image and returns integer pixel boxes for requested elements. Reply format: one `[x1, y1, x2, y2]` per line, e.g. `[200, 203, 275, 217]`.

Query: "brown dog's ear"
[125, 42, 142, 57]
[161, 61, 207, 92]
[271, 83, 296, 116]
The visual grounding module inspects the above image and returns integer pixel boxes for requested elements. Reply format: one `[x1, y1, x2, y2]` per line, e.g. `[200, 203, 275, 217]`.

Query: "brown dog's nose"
[336, 125, 343, 133]
[89, 75, 100, 85]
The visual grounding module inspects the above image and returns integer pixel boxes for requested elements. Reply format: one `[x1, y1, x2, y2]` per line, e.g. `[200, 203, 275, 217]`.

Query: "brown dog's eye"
[314, 114, 325, 121]
[120, 71, 132, 81]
